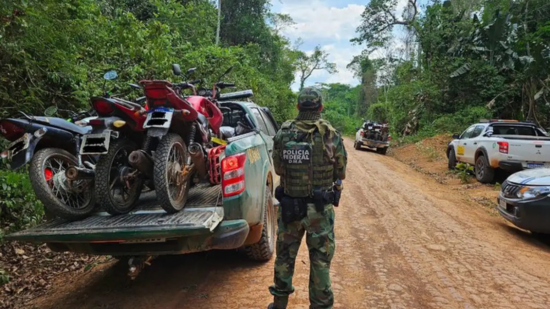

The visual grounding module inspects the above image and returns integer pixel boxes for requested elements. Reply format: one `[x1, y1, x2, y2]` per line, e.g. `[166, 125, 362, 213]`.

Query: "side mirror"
[103, 70, 118, 80]
[452, 133, 460, 139]
[355, 127, 360, 131]
[44, 106, 58, 116]
[172, 64, 182, 76]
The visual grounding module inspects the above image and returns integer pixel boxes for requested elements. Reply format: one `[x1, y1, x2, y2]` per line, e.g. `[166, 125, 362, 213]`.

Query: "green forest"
[1, 0, 550, 233]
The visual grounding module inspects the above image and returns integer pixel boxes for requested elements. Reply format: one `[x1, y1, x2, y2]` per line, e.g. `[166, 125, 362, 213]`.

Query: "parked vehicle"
[497, 168, 550, 234]
[77, 70, 153, 215]
[6, 98, 280, 279]
[354, 120, 391, 155]
[138, 65, 232, 214]
[0, 107, 98, 221]
[447, 119, 550, 183]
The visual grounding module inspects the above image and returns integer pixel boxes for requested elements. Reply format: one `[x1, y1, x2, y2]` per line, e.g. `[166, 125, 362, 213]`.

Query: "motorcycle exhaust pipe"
[129, 150, 154, 178]
[66, 166, 95, 180]
[188, 143, 207, 180]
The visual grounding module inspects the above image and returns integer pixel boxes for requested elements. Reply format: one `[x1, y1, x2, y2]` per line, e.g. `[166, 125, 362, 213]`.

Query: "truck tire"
[354, 141, 361, 150]
[154, 133, 192, 213]
[245, 186, 275, 261]
[95, 139, 144, 215]
[377, 147, 388, 155]
[29, 148, 95, 221]
[475, 155, 495, 183]
[448, 149, 457, 170]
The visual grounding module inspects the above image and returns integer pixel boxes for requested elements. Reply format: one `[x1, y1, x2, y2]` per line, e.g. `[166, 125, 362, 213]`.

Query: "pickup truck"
[446, 119, 550, 183]
[354, 121, 391, 155]
[6, 98, 280, 278]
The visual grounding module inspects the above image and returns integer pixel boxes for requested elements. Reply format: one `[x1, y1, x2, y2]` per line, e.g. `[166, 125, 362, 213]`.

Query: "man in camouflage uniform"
[268, 87, 347, 309]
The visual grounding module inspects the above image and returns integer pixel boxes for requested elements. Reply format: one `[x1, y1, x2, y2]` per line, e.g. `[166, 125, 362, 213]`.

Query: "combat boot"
[268, 296, 288, 309]
[267, 304, 285, 309]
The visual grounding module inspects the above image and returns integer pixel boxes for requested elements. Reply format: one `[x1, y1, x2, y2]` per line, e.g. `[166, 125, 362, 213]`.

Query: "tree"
[296, 46, 337, 90]
[352, 0, 420, 52]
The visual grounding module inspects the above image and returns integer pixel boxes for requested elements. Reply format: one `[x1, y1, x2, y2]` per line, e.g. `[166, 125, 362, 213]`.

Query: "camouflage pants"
[269, 203, 336, 309]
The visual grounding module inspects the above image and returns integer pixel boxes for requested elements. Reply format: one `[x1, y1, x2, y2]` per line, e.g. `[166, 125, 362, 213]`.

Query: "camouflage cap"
[297, 87, 323, 111]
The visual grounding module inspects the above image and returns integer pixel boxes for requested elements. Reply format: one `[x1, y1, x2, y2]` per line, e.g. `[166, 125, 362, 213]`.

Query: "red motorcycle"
[137, 65, 233, 213]
[75, 71, 152, 215]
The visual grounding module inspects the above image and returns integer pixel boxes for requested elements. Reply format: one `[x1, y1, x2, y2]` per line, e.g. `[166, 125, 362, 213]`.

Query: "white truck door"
[457, 125, 476, 163]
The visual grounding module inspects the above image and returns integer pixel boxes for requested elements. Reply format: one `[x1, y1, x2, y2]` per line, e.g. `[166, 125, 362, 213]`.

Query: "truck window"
[491, 125, 537, 136]
[251, 108, 269, 135]
[460, 126, 476, 139]
[259, 110, 278, 136]
[472, 125, 485, 138]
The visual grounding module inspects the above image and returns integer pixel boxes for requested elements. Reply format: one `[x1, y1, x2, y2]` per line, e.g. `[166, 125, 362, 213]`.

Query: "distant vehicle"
[447, 119, 550, 183]
[354, 120, 391, 155]
[498, 168, 550, 234]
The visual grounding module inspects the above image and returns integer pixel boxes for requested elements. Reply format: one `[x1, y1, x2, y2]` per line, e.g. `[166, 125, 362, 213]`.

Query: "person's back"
[268, 87, 347, 309]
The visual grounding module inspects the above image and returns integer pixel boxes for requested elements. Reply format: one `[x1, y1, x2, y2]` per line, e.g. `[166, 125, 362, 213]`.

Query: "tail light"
[388, 135, 392, 141]
[92, 99, 115, 116]
[221, 153, 246, 197]
[498, 141, 509, 154]
[88, 119, 104, 126]
[361, 131, 364, 137]
[0, 120, 25, 141]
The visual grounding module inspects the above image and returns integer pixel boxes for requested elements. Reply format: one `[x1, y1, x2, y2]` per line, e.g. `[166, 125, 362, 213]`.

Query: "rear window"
[491, 125, 537, 136]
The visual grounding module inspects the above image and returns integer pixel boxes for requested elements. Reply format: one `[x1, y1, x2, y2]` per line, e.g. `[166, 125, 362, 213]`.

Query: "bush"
[0, 166, 44, 237]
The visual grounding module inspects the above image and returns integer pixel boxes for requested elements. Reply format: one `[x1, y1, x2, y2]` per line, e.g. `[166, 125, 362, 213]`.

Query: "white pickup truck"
[446, 119, 550, 183]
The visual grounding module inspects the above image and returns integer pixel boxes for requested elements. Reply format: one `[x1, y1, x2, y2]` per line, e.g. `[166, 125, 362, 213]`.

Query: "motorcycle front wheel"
[95, 139, 144, 215]
[29, 148, 95, 221]
[153, 133, 192, 213]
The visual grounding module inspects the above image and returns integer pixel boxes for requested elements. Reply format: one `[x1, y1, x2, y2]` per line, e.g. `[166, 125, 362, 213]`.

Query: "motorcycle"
[0, 106, 98, 221]
[138, 65, 234, 213]
[76, 70, 152, 215]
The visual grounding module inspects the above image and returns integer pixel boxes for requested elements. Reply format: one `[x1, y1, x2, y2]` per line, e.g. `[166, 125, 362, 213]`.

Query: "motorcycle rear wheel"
[29, 148, 95, 221]
[95, 139, 144, 215]
[154, 133, 192, 213]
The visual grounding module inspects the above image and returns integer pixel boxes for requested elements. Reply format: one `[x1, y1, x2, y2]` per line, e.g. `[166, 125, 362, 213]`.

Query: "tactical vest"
[280, 121, 334, 198]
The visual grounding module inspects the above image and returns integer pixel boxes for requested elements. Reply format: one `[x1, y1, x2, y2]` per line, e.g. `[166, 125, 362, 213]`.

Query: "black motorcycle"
[0, 107, 98, 220]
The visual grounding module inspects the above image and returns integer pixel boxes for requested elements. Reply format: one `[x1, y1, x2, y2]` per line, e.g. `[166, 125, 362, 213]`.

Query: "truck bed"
[7, 183, 224, 243]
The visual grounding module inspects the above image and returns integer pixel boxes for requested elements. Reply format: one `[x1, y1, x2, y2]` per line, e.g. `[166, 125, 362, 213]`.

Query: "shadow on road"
[499, 223, 550, 252]
[39, 250, 269, 309]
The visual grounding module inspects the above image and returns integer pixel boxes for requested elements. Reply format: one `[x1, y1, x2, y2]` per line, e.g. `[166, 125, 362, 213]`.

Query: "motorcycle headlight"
[517, 186, 550, 199]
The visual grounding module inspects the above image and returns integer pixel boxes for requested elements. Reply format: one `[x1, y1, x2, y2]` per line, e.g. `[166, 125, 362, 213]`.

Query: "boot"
[268, 296, 288, 309]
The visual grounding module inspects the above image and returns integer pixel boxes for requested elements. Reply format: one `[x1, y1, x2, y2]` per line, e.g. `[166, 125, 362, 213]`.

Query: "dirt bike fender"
[147, 127, 169, 138]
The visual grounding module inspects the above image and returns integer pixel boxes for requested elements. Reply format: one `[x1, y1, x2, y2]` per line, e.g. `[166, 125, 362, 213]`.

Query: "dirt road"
[32, 139, 550, 309]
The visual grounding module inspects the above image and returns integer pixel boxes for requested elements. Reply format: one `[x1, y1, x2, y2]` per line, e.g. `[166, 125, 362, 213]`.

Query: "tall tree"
[296, 46, 337, 90]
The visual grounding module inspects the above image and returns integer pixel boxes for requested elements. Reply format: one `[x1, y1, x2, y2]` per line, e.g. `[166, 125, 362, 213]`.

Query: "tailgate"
[502, 137, 550, 164]
[7, 184, 224, 243]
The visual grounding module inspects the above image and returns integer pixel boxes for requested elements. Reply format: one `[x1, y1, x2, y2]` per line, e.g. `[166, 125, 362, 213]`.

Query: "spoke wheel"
[154, 133, 192, 213]
[96, 139, 144, 215]
[29, 148, 95, 221]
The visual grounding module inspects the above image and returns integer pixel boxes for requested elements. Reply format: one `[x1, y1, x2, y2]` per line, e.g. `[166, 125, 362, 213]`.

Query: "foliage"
[454, 162, 474, 184]
[347, 0, 550, 141]
[0, 165, 44, 236]
[0, 0, 297, 123]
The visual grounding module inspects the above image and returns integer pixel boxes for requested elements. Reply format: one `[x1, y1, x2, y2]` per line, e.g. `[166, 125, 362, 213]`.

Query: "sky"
[270, 0, 414, 91]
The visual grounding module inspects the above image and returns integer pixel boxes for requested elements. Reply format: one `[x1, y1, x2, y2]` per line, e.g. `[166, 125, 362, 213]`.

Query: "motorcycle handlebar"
[217, 82, 236, 89]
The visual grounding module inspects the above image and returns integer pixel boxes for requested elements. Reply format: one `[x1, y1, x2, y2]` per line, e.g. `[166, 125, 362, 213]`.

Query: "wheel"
[377, 147, 388, 155]
[448, 149, 457, 170]
[154, 133, 192, 213]
[245, 186, 275, 261]
[475, 155, 495, 183]
[354, 141, 361, 150]
[95, 139, 144, 215]
[29, 148, 95, 221]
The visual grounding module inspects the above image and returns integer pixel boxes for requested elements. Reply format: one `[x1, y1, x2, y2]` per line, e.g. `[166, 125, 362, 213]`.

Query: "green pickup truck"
[7, 99, 280, 276]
